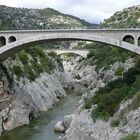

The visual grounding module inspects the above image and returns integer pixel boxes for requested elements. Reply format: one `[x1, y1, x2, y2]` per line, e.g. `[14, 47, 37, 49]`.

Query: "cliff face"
[0, 52, 75, 135]
[57, 53, 134, 140]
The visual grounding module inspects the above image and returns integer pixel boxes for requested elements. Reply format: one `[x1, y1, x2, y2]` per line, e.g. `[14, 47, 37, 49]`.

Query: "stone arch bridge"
[0, 29, 140, 61]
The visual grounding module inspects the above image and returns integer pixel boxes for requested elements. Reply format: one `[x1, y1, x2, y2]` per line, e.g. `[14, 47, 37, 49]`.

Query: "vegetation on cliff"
[84, 58, 140, 121]
[6, 46, 54, 81]
[85, 43, 134, 71]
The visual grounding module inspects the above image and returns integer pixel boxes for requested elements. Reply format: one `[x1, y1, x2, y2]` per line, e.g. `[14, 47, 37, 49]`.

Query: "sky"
[0, 0, 140, 23]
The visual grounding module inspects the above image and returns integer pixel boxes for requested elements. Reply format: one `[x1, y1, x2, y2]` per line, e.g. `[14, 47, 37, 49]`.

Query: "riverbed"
[0, 93, 81, 140]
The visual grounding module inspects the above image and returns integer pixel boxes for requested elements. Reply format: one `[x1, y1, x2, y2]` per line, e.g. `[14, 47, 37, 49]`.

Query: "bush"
[39, 57, 52, 73]
[84, 98, 93, 109]
[84, 43, 132, 72]
[123, 68, 137, 85]
[111, 119, 120, 127]
[91, 109, 109, 121]
[86, 59, 140, 121]
[23, 64, 36, 81]
[12, 65, 23, 76]
[121, 133, 139, 140]
[48, 51, 57, 57]
[86, 71, 138, 121]
[87, 49, 95, 58]
[128, 92, 140, 111]
[22, 46, 54, 80]
[115, 67, 124, 76]
[18, 51, 28, 64]
[30, 60, 44, 76]
[133, 76, 140, 90]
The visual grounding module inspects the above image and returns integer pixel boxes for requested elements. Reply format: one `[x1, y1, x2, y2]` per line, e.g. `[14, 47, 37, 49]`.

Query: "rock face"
[62, 55, 134, 88]
[0, 47, 76, 135]
[13, 73, 66, 111]
[61, 96, 140, 140]
[0, 70, 70, 135]
[61, 110, 122, 140]
[63, 114, 74, 130]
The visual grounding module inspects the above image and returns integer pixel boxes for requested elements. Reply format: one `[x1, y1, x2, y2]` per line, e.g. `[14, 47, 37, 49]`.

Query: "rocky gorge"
[0, 4, 140, 140]
[56, 54, 137, 140]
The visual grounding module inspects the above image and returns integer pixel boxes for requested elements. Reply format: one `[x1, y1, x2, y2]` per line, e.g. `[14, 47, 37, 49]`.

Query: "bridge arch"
[0, 33, 140, 61]
[8, 36, 16, 43]
[53, 50, 89, 58]
[0, 36, 6, 47]
[122, 34, 135, 44]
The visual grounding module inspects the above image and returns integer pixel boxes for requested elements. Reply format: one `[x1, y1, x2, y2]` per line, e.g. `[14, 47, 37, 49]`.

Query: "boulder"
[54, 121, 65, 133]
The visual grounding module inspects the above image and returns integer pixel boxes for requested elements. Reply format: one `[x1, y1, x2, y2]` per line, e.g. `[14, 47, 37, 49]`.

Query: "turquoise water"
[0, 93, 80, 140]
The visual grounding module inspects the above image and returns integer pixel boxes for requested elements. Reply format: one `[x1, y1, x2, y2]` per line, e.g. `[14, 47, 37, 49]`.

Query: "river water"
[0, 93, 81, 140]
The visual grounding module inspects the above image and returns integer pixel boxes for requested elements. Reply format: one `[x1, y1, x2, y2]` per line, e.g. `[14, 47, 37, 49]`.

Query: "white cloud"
[0, 0, 140, 23]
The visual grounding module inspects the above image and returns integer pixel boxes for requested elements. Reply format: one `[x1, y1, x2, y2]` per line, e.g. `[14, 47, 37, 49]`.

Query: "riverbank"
[0, 91, 81, 140]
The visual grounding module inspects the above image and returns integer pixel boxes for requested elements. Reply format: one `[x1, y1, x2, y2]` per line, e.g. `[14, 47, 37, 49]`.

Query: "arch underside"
[0, 34, 140, 61]
[8, 36, 16, 43]
[122, 35, 135, 44]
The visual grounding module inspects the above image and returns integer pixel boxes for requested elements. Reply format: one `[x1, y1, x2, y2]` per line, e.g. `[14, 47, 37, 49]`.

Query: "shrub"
[30, 60, 44, 76]
[87, 59, 140, 121]
[23, 64, 36, 81]
[48, 51, 57, 57]
[18, 51, 28, 64]
[87, 49, 95, 58]
[84, 98, 93, 109]
[12, 65, 23, 76]
[123, 68, 137, 85]
[84, 43, 132, 72]
[121, 133, 139, 140]
[115, 67, 124, 76]
[128, 92, 140, 111]
[133, 76, 140, 90]
[28, 46, 46, 60]
[91, 109, 109, 121]
[111, 119, 120, 127]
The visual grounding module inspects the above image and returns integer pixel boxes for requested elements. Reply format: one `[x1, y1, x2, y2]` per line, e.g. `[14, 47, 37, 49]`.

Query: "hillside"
[101, 5, 140, 28]
[0, 5, 94, 30]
